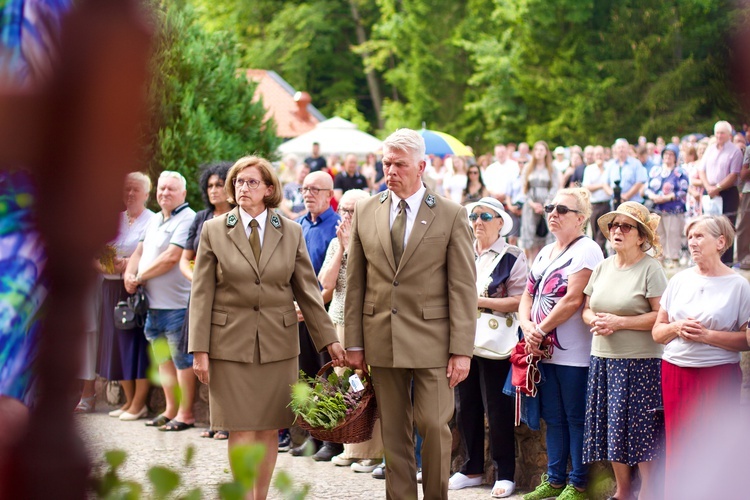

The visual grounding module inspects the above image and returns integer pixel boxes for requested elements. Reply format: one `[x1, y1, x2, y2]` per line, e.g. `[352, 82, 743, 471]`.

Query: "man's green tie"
[249, 219, 261, 264]
[391, 200, 407, 268]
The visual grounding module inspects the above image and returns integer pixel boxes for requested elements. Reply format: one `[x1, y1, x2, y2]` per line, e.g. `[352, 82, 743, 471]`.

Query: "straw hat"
[597, 202, 661, 254]
[466, 197, 513, 236]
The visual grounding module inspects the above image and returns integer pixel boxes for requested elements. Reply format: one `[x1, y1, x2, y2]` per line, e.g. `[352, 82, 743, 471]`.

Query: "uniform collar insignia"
[425, 194, 436, 207]
[226, 213, 238, 227]
[379, 191, 389, 203]
[270, 214, 281, 228]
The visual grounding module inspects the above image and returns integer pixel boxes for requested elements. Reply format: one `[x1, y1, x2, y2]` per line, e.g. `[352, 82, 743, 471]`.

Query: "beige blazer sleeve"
[290, 231, 339, 353]
[187, 221, 216, 354]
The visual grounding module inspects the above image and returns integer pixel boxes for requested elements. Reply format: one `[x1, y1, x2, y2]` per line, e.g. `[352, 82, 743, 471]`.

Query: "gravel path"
[78, 408, 524, 499]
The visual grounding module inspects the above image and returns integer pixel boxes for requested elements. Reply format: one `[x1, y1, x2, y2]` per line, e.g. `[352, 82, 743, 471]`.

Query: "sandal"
[145, 414, 171, 427]
[74, 396, 96, 414]
[200, 430, 216, 438]
[491, 480, 515, 498]
[213, 430, 229, 440]
[159, 420, 194, 432]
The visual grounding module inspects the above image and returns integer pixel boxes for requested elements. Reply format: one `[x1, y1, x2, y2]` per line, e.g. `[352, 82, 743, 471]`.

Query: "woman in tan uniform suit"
[189, 156, 345, 500]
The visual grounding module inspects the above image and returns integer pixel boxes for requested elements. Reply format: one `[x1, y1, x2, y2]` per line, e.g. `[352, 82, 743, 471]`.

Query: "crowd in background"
[73, 121, 750, 500]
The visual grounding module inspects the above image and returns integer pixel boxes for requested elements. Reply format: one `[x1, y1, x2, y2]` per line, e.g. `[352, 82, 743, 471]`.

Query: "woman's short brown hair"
[225, 155, 282, 209]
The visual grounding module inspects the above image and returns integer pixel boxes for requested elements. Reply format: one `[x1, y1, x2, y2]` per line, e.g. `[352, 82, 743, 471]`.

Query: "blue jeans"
[539, 363, 589, 489]
[144, 309, 193, 370]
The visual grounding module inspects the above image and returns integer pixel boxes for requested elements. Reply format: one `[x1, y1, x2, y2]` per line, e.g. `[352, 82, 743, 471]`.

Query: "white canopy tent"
[277, 116, 382, 159]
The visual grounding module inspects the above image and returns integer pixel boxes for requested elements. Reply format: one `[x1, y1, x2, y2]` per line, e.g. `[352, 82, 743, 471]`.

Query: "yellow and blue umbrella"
[419, 128, 474, 157]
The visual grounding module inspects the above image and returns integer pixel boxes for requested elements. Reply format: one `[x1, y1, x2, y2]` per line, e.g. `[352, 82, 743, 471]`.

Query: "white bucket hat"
[465, 197, 513, 236]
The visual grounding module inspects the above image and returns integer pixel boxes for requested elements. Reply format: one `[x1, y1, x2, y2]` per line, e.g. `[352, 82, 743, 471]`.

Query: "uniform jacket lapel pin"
[379, 191, 389, 203]
[270, 214, 281, 228]
[226, 213, 238, 227]
[425, 194, 436, 207]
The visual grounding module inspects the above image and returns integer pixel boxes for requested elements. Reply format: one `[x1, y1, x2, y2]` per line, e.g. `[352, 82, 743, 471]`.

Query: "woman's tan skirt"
[208, 339, 297, 431]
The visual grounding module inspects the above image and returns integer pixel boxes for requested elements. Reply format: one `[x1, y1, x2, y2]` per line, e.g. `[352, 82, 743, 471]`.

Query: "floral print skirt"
[583, 356, 664, 466]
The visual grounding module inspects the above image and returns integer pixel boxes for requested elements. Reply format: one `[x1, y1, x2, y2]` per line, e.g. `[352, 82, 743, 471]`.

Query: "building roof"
[244, 69, 326, 139]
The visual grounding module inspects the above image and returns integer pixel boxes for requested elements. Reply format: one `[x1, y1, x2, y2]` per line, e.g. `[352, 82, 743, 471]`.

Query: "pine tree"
[143, 1, 280, 209]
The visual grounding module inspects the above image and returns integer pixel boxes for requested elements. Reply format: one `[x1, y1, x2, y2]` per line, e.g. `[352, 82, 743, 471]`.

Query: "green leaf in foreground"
[105, 450, 127, 470]
[218, 482, 245, 500]
[273, 470, 310, 500]
[180, 487, 203, 500]
[148, 466, 180, 498]
[228, 444, 266, 491]
[184, 444, 196, 467]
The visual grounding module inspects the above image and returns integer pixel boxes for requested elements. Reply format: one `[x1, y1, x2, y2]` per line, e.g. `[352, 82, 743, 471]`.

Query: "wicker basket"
[296, 361, 379, 444]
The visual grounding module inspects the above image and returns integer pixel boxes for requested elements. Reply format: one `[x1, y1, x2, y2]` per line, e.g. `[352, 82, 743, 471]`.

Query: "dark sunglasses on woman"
[607, 222, 637, 234]
[468, 212, 496, 222]
[544, 204, 581, 215]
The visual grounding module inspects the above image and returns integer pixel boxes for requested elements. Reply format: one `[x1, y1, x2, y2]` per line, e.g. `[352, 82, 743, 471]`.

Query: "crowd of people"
[74, 123, 750, 500]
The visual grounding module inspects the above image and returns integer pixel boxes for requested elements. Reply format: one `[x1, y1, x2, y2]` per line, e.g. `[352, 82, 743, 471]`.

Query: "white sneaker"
[331, 454, 356, 467]
[448, 472, 483, 490]
[371, 464, 385, 479]
[351, 459, 380, 473]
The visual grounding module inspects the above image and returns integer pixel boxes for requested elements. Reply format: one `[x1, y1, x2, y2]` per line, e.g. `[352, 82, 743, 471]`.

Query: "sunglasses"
[469, 212, 496, 222]
[544, 204, 581, 215]
[607, 222, 637, 234]
[468, 170, 480, 175]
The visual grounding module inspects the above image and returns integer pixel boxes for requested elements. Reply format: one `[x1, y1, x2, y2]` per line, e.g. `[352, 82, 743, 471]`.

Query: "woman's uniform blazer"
[188, 207, 337, 363]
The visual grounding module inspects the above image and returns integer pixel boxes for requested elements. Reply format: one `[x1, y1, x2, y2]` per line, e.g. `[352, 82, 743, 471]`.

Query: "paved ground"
[78, 408, 524, 499]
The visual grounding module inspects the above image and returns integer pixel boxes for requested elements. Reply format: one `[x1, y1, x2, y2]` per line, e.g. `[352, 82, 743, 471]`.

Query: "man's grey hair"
[714, 120, 732, 134]
[383, 128, 426, 163]
[614, 138, 629, 147]
[159, 170, 187, 190]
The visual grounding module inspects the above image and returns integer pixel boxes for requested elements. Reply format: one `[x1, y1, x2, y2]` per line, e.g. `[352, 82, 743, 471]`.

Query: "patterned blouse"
[321, 237, 347, 325]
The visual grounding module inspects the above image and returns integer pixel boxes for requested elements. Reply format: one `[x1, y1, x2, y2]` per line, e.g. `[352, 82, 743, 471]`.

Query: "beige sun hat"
[597, 201, 662, 254]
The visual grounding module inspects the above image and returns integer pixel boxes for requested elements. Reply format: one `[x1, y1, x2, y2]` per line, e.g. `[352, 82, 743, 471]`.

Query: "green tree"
[466, 0, 742, 148]
[144, 1, 280, 209]
[362, 0, 473, 130]
[191, 0, 377, 125]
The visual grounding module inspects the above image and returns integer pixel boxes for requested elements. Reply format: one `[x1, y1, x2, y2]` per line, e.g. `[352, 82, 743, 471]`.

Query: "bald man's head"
[302, 171, 334, 217]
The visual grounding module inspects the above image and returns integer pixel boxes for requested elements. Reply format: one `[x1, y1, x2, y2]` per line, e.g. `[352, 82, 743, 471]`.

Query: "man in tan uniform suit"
[345, 128, 477, 500]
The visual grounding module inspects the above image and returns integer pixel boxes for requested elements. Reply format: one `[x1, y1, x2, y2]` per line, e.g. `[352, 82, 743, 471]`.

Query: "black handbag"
[535, 216, 549, 238]
[113, 286, 148, 330]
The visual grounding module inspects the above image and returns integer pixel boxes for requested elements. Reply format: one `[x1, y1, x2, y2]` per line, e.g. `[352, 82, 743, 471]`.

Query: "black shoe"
[312, 443, 343, 462]
[290, 437, 318, 457]
[278, 429, 291, 452]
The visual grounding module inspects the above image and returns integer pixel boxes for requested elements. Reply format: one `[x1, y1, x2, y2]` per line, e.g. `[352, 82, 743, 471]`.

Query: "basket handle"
[316, 361, 372, 387]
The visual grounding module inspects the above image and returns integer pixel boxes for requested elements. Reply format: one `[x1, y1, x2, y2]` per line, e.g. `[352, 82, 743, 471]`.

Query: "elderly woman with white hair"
[653, 215, 750, 496]
[93, 172, 155, 419]
[449, 197, 526, 499]
[318, 189, 384, 472]
[581, 202, 668, 500]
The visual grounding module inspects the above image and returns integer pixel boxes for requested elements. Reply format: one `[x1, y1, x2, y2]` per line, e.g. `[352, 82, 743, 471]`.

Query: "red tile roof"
[244, 69, 325, 139]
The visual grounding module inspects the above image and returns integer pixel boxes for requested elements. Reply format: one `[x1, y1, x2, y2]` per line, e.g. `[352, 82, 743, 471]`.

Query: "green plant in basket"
[290, 368, 367, 430]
